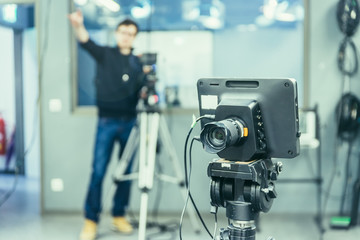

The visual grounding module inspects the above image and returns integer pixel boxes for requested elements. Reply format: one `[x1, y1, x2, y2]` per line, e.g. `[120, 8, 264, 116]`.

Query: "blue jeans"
[85, 117, 136, 223]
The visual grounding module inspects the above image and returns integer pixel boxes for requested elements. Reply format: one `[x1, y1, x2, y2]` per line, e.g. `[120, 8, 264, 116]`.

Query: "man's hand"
[68, 10, 89, 43]
[68, 10, 84, 29]
[143, 65, 153, 74]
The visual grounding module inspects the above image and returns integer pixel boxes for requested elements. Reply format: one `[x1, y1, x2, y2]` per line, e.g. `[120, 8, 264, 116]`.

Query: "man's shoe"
[79, 219, 97, 240]
[112, 216, 134, 234]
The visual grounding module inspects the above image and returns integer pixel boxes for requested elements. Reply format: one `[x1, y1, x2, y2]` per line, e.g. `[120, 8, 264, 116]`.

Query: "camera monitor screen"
[197, 78, 300, 161]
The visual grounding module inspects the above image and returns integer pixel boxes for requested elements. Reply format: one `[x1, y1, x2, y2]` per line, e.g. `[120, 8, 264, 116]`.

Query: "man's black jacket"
[81, 39, 145, 118]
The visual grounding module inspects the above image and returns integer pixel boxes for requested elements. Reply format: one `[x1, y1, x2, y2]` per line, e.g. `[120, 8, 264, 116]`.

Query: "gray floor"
[1, 175, 360, 240]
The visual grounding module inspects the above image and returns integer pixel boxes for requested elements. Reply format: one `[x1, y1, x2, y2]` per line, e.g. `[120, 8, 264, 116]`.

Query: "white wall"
[134, 31, 213, 108]
[213, 26, 304, 105]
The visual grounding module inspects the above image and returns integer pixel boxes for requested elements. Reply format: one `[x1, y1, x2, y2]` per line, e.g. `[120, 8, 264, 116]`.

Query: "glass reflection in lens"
[209, 127, 226, 147]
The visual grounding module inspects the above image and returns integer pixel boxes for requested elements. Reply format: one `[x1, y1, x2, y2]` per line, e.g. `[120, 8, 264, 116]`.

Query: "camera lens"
[209, 127, 226, 147]
[200, 118, 247, 154]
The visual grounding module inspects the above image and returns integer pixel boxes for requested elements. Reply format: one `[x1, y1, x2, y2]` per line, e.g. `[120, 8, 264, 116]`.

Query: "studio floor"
[1, 175, 360, 240]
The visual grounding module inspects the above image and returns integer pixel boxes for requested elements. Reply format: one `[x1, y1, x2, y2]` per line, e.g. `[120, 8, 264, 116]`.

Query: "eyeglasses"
[117, 30, 136, 37]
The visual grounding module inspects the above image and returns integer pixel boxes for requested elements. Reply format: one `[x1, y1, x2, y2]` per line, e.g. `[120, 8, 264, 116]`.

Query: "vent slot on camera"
[226, 81, 259, 88]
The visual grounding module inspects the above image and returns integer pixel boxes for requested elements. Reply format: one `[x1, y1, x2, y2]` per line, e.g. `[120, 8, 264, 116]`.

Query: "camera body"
[140, 53, 157, 82]
[201, 99, 267, 161]
[139, 53, 159, 109]
[197, 78, 300, 161]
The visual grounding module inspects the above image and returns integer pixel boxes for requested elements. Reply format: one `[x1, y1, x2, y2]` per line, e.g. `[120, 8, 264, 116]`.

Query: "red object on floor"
[0, 114, 6, 155]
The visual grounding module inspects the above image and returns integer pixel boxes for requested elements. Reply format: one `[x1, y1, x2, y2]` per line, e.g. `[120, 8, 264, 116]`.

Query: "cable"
[181, 137, 214, 239]
[187, 138, 211, 234]
[337, 37, 358, 77]
[179, 115, 215, 240]
[179, 137, 195, 240]
[212, 208, 218, 240]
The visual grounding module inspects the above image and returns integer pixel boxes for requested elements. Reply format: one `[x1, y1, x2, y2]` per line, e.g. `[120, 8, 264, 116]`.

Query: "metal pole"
[13, 29, 25, 175]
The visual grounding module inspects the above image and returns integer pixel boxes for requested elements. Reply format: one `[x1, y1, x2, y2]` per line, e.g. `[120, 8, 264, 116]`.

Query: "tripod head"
[208, 158, 282, 240]
[138, 53, 160, 113]
[196, 78, 300, 240]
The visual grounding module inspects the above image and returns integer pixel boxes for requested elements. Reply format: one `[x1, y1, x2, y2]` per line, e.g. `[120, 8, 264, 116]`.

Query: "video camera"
[139, 53, 159, 109]
[197, 78, 300, 240]
[198, 78, 300, 161]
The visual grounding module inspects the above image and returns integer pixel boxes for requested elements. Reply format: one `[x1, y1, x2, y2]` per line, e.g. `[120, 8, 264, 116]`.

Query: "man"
[68, 10, 147, 240]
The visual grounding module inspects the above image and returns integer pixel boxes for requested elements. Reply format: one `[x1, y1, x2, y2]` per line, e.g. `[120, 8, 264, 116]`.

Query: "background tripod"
[112, 107, 200, 240]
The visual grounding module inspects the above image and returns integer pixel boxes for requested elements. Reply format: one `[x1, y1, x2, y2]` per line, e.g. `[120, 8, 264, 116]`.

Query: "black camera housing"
[214, 99, 267, 161]
[140, 53, 157, 81]
[197, 78, 300, 161]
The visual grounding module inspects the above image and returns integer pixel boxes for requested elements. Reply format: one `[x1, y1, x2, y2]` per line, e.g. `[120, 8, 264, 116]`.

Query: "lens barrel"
[200, 118, 246, 154]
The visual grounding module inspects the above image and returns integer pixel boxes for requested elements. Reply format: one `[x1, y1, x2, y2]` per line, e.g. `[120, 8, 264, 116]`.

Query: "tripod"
[208, 158, 281, 240]
[112, 108, 200, 240]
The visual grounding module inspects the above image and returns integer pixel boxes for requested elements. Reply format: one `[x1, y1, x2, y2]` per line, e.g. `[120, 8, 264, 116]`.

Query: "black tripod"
[208, 158, 281, 240]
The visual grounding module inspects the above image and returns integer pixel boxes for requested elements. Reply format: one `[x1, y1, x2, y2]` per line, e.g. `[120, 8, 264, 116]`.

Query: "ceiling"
[74, 0, 304, 30]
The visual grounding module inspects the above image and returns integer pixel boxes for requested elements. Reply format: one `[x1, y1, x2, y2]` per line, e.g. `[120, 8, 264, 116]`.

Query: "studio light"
[130, 0, 151, 19]
[74, 0, 89, 6]
[199, 0, 225, 29]
[256, 0, 304, 27]
[3, 4, 17, 23]
[94, 0, 120, 13]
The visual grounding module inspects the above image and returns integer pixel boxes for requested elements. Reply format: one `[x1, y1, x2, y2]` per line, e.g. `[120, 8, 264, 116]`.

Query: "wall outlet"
[51, 178, 64, 192]
[49, 99, 62, 112]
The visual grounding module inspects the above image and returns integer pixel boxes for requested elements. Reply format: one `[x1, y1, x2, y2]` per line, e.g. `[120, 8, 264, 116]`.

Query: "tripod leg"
[159, 115, 201, 233]
[138, 112, 149, 240]
[138, 192, 150, 240]
[138, 112, 160, 240]
[138, 112, 159, 190]
[112, 125, 140, 182]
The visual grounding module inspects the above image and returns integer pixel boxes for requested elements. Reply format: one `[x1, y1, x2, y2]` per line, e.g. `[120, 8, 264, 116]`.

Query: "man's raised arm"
[68, 10, 89, 43]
